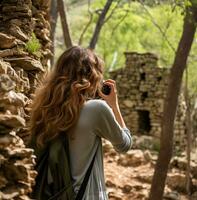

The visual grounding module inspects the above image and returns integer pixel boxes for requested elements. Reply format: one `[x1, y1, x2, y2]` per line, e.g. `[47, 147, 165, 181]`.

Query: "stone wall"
[110, 52, 186, 151]
[0, 0, 51, 199]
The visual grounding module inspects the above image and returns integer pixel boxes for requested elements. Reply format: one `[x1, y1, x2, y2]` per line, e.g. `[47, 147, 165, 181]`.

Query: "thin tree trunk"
[185, 66, 192, 197]
[149, 5, 197, 200]
[89, 0, 114, 49]
[57, 0, 72, 48]
[78, 0, 93, 45]
[49, 0, 58, 67]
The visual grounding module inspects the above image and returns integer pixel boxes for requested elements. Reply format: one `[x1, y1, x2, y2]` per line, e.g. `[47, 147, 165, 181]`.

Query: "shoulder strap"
[41, 135, 99, 200]
[75, 142, 99, 200]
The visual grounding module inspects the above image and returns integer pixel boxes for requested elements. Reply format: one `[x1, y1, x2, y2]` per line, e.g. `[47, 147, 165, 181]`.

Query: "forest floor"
[103, 139, 197, 200]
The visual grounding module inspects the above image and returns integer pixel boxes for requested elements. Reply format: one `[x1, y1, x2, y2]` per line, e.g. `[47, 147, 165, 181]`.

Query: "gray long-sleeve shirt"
[68, 99, 133, 200]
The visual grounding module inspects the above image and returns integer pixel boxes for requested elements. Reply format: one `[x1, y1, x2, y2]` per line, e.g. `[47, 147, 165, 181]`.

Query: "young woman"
[29, 46, 133, 200]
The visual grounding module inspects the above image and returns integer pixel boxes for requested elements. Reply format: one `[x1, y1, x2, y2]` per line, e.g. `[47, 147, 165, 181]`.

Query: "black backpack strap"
[48, 183, 73, 200]
[75, 143, 99, 200]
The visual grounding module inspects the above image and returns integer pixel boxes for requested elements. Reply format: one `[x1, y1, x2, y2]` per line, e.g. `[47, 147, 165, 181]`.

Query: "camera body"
[95, 81, 111, 99]
[101, 84, 111, 95]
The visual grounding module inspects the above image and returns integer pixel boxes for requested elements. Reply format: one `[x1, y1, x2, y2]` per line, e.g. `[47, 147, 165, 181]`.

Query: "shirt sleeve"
[94, 100, 133, 153]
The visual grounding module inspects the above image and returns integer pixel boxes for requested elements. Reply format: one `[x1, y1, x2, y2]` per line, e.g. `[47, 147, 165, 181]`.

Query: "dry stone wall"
[0, 0, 51, 199]
[110, 52, 186, 151]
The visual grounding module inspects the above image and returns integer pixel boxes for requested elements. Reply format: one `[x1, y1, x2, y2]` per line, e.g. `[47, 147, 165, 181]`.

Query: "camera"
[101, 83, 111, 95]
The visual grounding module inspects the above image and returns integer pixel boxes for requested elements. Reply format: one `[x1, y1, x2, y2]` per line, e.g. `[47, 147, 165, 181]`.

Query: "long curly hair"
[29, 46, 104, 147]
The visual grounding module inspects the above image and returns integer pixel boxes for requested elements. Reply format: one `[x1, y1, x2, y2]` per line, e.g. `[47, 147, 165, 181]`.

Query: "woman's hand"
[99, 79, 126, 128]
[99, 79, 118, 110]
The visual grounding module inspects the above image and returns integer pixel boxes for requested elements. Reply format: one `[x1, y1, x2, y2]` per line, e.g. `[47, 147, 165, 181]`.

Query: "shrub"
[25, 33, 41, 56]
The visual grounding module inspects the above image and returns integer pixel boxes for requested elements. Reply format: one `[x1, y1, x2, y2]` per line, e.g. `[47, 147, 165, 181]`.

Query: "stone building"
[0, 0, 51, 199]
[109, 52, 186, 150]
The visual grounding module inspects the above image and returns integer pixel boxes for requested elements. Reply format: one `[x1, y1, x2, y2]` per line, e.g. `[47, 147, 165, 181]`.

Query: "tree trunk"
[49, 0, 58, 67]
[184, 66, 192, 196]
[149, 5, 197, 200]
[57, 0, 72, 48]
[89, 0, 113, 50]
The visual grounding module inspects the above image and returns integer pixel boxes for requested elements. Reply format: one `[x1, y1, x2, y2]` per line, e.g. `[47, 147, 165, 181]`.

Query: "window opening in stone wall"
[157, 76, 162, 82]
[137, 110, 151, 134]
[140, 72, 146, 81]
[141, 62, 146, 67]
[141, 91, 148, 102]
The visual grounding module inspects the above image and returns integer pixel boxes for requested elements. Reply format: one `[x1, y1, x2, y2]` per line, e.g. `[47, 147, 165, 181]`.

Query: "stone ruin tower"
[110, 52, 186, 150]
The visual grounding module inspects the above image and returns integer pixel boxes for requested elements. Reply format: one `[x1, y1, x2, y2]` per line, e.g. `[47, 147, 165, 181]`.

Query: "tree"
[57, 0, 73, 48]
[50, 0, 58, 66]
[184, 66, 192, 196]
[89, 0, 115, 49]
[149, 2, 197, 199]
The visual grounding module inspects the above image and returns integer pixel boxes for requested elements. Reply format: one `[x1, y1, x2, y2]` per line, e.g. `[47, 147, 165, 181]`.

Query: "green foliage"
[25, 32, 41, 56]
[91, 2, 184, 69]
[56, 1, 197, 93]
[172, 0, 197, 13]
[174, 0, 192, 7]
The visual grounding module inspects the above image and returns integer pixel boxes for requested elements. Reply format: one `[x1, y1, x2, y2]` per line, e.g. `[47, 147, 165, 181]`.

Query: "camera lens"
[102, 84, 111, 95]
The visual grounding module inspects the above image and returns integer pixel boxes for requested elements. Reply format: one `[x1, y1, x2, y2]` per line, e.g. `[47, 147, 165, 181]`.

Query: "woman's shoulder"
[84, 99, 110, 112]
[83, 99, 113, 122]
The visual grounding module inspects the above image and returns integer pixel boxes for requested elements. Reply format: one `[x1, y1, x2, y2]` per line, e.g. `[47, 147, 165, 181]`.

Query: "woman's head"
[29, 46, 104, 147]
[54, 46, 104, 97]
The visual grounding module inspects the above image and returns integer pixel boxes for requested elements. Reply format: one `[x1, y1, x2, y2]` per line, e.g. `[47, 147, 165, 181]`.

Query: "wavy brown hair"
[29, 46, 104, 147]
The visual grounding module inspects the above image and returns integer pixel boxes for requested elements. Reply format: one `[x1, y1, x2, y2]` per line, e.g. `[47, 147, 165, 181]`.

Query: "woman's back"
[68, 99, 132, 200]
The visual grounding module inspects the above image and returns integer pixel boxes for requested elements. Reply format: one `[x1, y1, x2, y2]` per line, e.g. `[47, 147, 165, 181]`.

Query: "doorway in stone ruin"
[137, 110, 151, 134]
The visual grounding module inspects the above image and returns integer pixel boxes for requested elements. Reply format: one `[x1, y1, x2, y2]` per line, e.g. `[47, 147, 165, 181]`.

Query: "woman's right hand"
[99, 79, 119, 110]
[99, 79, 126, 128]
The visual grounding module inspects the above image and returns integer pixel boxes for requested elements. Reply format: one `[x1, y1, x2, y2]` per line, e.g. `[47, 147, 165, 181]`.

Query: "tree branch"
[104, 0, 121, 23]
[88, 0, 114, 50]
[139, 0, 176, 53]
[78, 0, 93, 45]
[111, 8, 130, 36]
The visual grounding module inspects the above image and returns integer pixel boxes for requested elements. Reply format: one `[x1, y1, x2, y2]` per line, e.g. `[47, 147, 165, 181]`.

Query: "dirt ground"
[103, 139, 197, 200]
